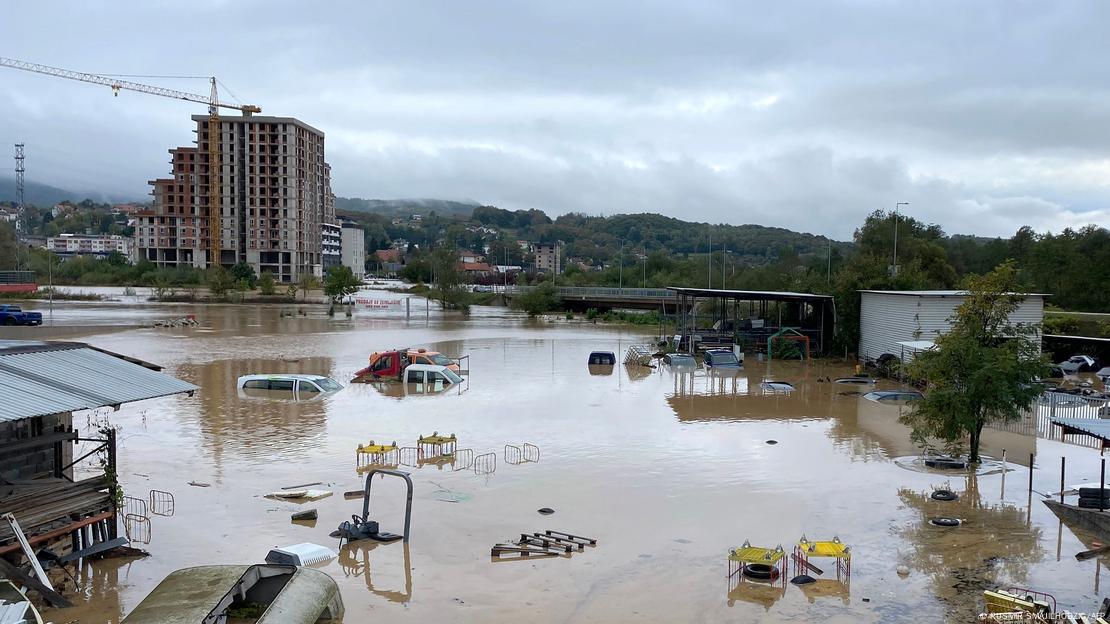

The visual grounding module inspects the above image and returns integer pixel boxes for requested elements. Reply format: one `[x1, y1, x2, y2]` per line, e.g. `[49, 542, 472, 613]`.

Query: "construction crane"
[0, 57, 262, 266]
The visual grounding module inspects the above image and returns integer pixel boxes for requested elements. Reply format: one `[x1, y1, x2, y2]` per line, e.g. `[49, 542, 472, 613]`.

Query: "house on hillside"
[460, 261, 493, 279]
[858, 290, 1047, 363]
[0, 340, 195, 574]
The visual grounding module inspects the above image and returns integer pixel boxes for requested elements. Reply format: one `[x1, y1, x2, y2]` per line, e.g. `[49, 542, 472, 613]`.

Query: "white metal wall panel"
[859, 292, 1044, 361]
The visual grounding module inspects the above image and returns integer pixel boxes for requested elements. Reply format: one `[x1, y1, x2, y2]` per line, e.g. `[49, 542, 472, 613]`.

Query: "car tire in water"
[929, 517, 961, 527]
[924, 458, 967, 470]
[742, 564, 778, 580]
[930, 489, 959, 501]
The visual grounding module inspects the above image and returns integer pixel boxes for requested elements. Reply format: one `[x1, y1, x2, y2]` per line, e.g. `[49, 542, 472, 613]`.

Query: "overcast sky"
[2, 1, 1108, 240]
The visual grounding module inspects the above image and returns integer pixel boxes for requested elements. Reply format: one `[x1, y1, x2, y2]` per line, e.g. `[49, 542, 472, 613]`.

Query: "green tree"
[258, 272, 276, 296]
[900, 261, 1047, 463]
[511, 282, 563, 316]
[206, 266, 234, 299]
[324, 265, 361, 301]
[105, 250, 129, 267]
[298, 273, 319, 301]
[230, 262, 257, 289]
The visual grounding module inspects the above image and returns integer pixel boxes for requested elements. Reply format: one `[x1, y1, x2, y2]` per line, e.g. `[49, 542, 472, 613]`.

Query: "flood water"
[14, 288, 1108, 623]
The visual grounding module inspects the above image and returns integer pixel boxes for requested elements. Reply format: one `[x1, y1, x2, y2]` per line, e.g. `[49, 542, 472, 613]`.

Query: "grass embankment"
[1044, 309, 1110, 338]
[406, 284, 497, 307]
[0, 288, 103, 301]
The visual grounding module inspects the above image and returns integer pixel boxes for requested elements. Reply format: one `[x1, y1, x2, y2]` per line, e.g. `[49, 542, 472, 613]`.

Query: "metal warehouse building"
[858, 290, 1046, 363]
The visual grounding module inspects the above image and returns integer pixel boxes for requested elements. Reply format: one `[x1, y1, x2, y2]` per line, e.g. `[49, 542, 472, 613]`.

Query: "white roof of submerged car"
[404, 364, 454, 373]
[237, 374, 335, 384]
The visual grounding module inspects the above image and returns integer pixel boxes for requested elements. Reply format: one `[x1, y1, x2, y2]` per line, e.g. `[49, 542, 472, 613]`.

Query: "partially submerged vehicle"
[760, 380, 795, 393]
[237, 374, 343, 399]
[587, 351, 616, 365]
[120, 564, 343, 624]
[833, 375, 876, 385]
[1059, 354, 1098, 374]
[862, 390, 923, 403]
[402, 363, 463, 391]
[0, 580, 44, 624]
[662, 352, 698, 370]
[352, 347, 460, 383]
[703, 349, 742, 371]
[1097, 367, 1110, 385]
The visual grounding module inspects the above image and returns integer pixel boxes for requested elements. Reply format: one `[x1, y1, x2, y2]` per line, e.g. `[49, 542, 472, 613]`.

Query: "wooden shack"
[0, 340, 195, 581]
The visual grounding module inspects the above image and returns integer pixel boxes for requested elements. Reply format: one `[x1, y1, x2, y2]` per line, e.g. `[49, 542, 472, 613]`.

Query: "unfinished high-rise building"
[139, 115, 334, 282]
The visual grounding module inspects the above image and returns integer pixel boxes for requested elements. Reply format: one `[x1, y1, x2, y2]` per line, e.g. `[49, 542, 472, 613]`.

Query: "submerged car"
[121, 564, 343, 623]
[237, 374, 343, 399]
[407, 348, 461, 371]
[588, 351, 616, 365]
[862, 390, 923, 403]
[1099, 367, 1110, 385]
[662, 352, 698, 370]
[1059, 355, 1098, 374]
[403, 363, 463, 391]
[703, 349, 742, 370]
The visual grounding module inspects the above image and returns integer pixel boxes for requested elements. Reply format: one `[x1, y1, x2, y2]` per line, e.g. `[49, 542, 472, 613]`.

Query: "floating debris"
[538, 507, 555, 515]
[153, 315, 198, 328]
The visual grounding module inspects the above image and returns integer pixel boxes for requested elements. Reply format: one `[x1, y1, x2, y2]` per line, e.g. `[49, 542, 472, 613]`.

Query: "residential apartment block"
[47, 233, 135, 261]
[533, 241, 564, 274]
[138, 115, 334, 283]
[339, 219, 366, 280]
[322, 222, 342, 271]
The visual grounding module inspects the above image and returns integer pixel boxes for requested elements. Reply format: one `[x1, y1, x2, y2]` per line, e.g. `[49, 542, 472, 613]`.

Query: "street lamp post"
[893, 202, 909, 277]
[643, 245, 647, 289]
[618, 240, 624, 289]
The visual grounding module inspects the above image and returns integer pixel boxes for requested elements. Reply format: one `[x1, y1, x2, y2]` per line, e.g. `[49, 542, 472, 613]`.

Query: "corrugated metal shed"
[858, 291, 1045, 362]
[1051, 417, 1110, 447]
[0, 340, 196, 422]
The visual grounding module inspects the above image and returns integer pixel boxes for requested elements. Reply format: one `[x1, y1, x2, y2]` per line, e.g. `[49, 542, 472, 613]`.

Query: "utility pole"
[618, 240, 624, 289]
[721, 248, 727, 289]
[827, 240, 832, 285]
[893, 202, 909, 278]
[642, 245, 646, 288]
[708, 230, 712, 289]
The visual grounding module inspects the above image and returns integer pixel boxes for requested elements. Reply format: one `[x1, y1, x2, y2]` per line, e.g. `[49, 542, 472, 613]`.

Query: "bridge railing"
[504, 286, 675, 300]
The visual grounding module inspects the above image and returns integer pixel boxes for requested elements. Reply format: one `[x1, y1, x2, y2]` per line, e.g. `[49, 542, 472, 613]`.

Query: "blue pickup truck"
[0, 304, 43, 326]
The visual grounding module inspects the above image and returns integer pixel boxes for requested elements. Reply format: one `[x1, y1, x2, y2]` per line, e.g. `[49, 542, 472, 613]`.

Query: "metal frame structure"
[669, 287, 835, 355]
[793, 536, 851, 580]
[360, 468, 413, 543]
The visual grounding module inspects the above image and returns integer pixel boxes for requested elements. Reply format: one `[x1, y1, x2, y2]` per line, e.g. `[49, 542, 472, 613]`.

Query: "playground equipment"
[417, 433, 457, 459]
[794, 536, 851, 580]
[728, 542, 787, 587]
[356, 441, 399, 469]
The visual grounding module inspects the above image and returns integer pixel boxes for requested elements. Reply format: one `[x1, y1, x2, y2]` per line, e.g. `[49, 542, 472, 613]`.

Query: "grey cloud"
[2, 0, 1109, 239]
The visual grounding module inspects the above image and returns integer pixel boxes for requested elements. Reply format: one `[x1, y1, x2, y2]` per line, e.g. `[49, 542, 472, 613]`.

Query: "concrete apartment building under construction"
[139, 115, 334, 282]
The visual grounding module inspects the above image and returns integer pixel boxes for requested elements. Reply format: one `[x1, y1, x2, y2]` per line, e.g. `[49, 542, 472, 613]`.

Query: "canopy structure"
[1050, 417, 1110, 449]
[0, 340, 197, 422]
[667, 288, 835, 355]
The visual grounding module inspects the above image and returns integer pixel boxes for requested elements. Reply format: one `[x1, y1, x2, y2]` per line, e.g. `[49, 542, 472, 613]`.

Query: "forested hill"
[528, 211, 846, 263]
[334, 197, 479, 218]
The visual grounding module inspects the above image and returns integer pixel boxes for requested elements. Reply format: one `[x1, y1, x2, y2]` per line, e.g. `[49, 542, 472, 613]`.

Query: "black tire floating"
[930, 489, 959, 501]
[929, 517, 961, 527]
[742, 563, 778, 580]
[924, 458, 967, 470]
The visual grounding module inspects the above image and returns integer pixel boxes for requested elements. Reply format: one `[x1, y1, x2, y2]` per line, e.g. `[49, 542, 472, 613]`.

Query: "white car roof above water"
[237, 374, 335, 385]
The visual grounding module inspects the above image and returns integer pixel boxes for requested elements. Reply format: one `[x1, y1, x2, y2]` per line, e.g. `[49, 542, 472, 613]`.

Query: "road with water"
[15, 287, 1108, 623]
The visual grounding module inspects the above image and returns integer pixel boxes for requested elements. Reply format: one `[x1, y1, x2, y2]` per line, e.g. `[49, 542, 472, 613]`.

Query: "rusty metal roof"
[0, 340, 196, 422]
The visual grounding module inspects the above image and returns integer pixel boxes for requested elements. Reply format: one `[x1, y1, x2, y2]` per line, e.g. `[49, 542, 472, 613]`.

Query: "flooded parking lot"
[18, 290, 1109, 623]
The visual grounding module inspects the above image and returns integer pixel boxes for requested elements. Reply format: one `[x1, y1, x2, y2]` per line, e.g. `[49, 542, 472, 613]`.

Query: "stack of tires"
[1078, 487, 1110, 509]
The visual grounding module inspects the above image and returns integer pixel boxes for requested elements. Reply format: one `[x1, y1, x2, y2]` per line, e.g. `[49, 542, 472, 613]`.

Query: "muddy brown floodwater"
[15, 288, 1108, 623]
